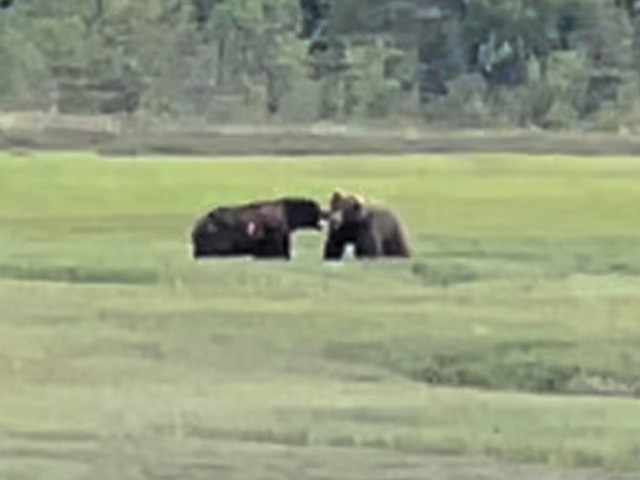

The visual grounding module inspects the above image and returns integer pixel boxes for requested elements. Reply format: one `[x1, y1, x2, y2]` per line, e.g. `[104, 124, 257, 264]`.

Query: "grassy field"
[2, 151, 640, 479]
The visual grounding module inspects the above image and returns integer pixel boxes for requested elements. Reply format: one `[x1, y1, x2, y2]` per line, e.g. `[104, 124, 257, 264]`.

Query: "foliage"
[0, 15, 50, 108]
[1, 0, 640, 129]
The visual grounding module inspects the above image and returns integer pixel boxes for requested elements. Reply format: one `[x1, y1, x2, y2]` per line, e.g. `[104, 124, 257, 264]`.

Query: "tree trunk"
[216, 37, 226, 86]
[632, 15, 640, 91]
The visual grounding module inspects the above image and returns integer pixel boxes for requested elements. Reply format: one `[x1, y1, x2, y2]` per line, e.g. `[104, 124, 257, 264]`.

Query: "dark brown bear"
[192, 197, 323, 260]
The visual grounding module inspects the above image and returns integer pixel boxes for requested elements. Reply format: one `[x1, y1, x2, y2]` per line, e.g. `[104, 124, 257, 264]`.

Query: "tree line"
[1, 0, 639, 131]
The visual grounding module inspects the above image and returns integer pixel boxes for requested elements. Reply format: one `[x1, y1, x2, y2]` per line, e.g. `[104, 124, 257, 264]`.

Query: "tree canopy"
[0, 0, 638, 130]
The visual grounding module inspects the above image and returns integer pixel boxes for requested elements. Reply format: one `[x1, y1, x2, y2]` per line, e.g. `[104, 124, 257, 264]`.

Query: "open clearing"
[1, 151, 640, 479]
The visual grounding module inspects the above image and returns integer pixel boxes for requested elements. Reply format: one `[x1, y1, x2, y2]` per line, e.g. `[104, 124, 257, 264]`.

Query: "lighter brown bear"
[323, 190, 411, 260]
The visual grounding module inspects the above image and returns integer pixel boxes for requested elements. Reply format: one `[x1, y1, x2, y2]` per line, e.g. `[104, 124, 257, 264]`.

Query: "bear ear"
[329, 190, 343, 210]
[351, 193, 365, 205]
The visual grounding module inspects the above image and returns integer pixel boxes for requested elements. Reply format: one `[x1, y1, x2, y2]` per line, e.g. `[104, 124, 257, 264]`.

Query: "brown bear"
[323, 190, 411, 260]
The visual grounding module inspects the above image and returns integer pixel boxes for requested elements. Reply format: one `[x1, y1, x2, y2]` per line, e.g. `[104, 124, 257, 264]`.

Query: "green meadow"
[2, 151, 640, 479]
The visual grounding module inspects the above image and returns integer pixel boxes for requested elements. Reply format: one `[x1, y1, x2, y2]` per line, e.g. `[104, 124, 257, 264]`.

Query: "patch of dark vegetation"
[403, 351, 639, 397]
[407, 354, 612, 395]
[0, 128, 115, 151]
[533, 240, 640, 278]
[96, 132, 221, 156]
[0, 263, 159, 285]
[8, 430, 99, 443]
[410, 261, 480, 287]
[181, 462, 237, 474]
[493, 339, 578, 355]
[84, 131, 640, 157]
[326, 435, 358, 447]
[360, 437, 389, 449]
[65, 339, 167, 362]
[421, 237, 548, 262]
[574, 255, 640, 277]
[566, 374, 639, 398]
[323, 341, 381, 365]
[327, 336, 640, 398]
[3, 446, 96, 464]
[8, 127, 640, 156]
[184, 426, 310, 446]
[606, 262, 640, 275]
[410, 238, 566, 287]
[412, 238, 640, 290]
[277, 406, 428, 428]
[388, 434, 469, 456]
[339, 371, 386, 383]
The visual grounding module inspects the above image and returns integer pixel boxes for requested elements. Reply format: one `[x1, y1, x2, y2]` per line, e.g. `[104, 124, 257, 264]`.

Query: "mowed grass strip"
[1, 151, 640, 473]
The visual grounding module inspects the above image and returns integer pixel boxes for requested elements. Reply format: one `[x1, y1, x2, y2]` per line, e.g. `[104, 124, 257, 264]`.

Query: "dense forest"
[1, 0, 640, 131]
